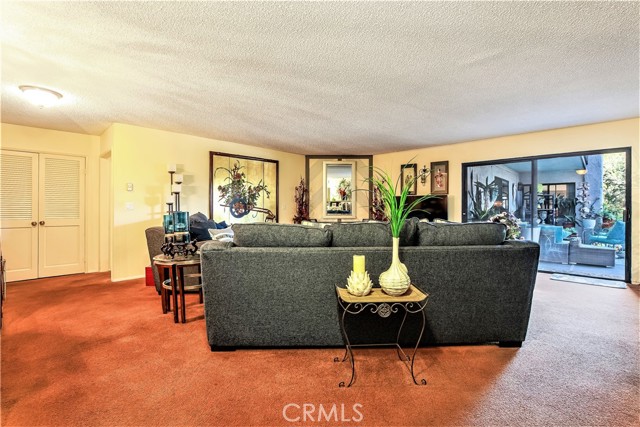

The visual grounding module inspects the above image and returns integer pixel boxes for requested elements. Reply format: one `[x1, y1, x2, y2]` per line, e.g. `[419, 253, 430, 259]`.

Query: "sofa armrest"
[502, 240, 540, 249]
[201, 240, 235, 251]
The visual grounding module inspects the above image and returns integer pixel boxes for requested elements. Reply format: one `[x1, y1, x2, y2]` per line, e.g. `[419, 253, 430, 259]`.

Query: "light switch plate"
[127, 183, 134, 191]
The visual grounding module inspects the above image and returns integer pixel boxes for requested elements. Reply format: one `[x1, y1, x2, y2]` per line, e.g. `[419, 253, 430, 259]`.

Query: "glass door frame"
[461, 147, 632, 283]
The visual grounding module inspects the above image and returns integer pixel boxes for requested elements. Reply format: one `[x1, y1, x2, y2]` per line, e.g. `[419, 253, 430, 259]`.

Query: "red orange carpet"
[1, 272, 638, 426]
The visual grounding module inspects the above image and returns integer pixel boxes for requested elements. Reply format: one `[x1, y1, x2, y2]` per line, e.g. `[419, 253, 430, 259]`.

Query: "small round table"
[153, 255, 202, 323]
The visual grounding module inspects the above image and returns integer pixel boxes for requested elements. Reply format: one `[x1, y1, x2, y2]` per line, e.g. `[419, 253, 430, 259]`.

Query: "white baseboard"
[111, 274, 144, 282]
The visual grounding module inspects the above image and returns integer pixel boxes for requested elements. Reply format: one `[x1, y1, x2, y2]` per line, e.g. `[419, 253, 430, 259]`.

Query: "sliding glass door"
[462, 149, 630, 283]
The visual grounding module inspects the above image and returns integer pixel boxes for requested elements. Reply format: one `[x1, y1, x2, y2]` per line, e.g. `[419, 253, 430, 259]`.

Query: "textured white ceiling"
[1, 1, 638, 155]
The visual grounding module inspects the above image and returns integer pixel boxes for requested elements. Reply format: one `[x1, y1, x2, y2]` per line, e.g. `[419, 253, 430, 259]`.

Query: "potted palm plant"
[368, 165, 434, 296]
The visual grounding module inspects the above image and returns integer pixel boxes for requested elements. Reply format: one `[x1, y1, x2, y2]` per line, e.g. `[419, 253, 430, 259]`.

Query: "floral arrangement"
[489, 212, 522, 240]
[216, 162, 270, 217]
[292, 177, 309, 224]
[576, 182, 600, 220]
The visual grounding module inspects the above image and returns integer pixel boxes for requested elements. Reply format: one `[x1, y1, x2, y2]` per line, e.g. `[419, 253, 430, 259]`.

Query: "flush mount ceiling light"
[18, 85, 63, 108]
[576, 169, 588, 175]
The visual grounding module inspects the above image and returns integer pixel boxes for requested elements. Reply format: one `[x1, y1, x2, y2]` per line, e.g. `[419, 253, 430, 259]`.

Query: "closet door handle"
[39, 221, 45, 226]
[31, 221, 37, 227]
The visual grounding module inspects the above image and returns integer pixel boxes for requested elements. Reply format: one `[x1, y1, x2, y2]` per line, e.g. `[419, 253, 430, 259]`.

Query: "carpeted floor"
[1, 272, 638, 426]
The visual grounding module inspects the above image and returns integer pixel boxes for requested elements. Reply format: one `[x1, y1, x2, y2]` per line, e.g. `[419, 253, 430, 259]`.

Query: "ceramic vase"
[379, 237, 410, 296]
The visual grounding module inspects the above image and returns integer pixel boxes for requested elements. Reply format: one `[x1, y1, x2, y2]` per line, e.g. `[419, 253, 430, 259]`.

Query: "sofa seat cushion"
[417, 222, 506, 246]
[232, 223, 332, 247]
[329, 217, 418, 247]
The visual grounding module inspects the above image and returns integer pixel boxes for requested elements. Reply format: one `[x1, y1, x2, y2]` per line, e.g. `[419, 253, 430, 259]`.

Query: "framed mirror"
[322, 161, 356, 220]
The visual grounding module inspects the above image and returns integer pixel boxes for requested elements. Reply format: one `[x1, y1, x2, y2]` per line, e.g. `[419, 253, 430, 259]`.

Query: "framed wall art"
[430, 161, 449, 195]
[209, 152, 278, 223]
[401, 163, 417, 195]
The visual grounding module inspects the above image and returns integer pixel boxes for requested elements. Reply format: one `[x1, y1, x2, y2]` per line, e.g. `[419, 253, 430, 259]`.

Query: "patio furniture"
[538, 226, 569, 264]
[568, 238, 615, 267]
[588, 221, 625, 249]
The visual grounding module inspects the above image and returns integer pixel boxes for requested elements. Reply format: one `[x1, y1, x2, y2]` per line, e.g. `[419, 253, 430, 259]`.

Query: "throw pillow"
[209, 227, 234, 243]
[190, 219, 218, 241]
[189, 212, 208, 225]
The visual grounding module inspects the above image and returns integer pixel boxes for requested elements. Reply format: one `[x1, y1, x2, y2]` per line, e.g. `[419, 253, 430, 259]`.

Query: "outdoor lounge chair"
[588, 220, 625, 249]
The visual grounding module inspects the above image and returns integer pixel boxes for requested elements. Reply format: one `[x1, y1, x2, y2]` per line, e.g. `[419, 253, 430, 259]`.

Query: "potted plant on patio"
[575, 182, 600, 229]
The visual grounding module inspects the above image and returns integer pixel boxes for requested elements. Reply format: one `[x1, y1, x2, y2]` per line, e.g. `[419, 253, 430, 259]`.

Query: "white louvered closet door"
[0, 151, 85, 281]
[0, 151, 39, 281]
[38, 154, 85, 278]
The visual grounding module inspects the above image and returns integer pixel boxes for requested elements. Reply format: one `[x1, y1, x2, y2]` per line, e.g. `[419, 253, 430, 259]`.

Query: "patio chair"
[538, 226, 569, 264]
[588, 221, 625, 249]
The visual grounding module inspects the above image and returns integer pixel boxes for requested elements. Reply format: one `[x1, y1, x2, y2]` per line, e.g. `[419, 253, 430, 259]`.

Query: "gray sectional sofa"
[200, 219, 540, 351]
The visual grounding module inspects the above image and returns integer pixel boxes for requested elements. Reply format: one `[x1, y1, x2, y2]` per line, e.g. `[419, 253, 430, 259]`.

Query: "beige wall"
[4, 118, 637, 283]
[109, 123, 305, 281]
[374, 118, 640, 284]
[0, 123, 102, 273]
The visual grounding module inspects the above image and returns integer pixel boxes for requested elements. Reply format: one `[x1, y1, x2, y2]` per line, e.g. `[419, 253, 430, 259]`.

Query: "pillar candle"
[353, 255, 365, 273]
[174, 173, 183, 183]
[166, 195, 174, 205]
[172, 184, 182, 194]
[167, 164, 177, 173]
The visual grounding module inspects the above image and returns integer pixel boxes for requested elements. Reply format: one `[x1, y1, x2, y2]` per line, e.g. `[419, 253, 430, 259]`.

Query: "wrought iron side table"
[153, 255, 202, 323]
[334, 285, 429, 387]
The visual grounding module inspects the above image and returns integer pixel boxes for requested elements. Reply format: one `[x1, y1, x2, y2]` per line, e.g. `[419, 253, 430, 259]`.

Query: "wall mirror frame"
[305, 155, 373, 222]
[322, 160, 357, 220]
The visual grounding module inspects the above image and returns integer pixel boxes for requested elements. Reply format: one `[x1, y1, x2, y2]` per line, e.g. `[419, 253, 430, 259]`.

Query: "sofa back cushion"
[417, 222, 506, 246]
[232, 223, 332, 247]
[329, 217, 418, 247]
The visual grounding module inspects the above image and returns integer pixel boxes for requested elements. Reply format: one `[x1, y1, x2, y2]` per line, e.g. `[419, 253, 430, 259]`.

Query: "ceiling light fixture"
[19, 85, 63, 108]
[576, 169, 587, 175]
